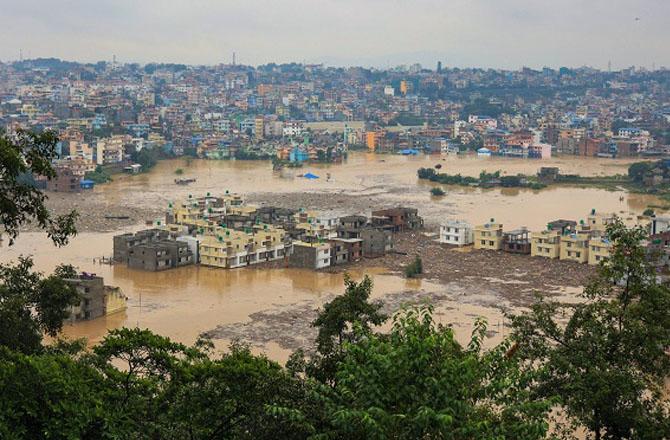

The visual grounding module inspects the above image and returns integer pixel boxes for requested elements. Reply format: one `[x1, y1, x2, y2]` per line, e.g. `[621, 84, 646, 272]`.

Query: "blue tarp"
[401, 149, 419, 155]
[80, 179, 95, 189]
[303, 172, 319, 179]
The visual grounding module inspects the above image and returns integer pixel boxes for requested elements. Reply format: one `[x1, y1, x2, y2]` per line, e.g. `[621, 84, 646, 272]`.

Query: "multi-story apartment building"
[439, 220, 474, 246]
[531, 230, 561, 259]
[560, 233, 590, 263]
[588, 237, 612, 265]
[474, 222, 504, 251]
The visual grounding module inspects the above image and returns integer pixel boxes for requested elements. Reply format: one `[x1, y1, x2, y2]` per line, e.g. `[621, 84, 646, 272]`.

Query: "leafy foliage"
[307, 274, 387, 384]
[404, 255, 423, 278]
[511, 219, 670, 439]
[0, 129, 77, 245]
[430, 186, 445, 196]
[324, 307, 551, 439]
[0, 257, 80, 354]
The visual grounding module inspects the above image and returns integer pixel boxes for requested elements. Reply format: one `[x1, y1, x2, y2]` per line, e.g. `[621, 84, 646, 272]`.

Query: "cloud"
[0, 0, 667, 69]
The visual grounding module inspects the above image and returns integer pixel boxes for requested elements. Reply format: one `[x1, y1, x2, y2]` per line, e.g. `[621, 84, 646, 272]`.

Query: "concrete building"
[64, 274, 127, 323]
[588, 237, 612, 265]
[502, 228, 531, 254]
[360, 227, 393, 257]
[474, 222, 504, 251]
[371, 207, 424, 232]
[329, 237, 363, 265]
[531, 230, 561, 259]
[650, 216, 670, 235]
[47, 167, 80, 192]
[439, 220, 474, 246]
[113, 229, 170, 263]
[199, 226, 288, 269]
[290, 241, 331, 269]
[560, 233, 590, 263]
[96, 135, 126, 165]
[337, 215, 368, 239]
[127, 240, 193, 271]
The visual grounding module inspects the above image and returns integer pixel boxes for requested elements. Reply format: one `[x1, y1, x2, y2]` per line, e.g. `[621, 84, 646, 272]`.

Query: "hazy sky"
[1, 0, 668, 69]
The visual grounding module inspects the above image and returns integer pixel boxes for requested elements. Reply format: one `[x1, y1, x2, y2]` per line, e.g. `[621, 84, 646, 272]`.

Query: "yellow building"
[530, 230, 561, 258]
[474, 222, 503, 250]
[588, 237, 612, 265]
[199, 225, 287, 269]
[586, 210, 616, 233]
[104, 286, 128, 315]
[559, 233, 590, 263]
[199, 229, 255, 269]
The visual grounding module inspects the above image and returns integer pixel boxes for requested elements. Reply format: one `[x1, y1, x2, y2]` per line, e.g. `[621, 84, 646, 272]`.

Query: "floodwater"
[0, 231, 511, 363]
[1, 152, 662, 362]
[96, 152, 662, 231]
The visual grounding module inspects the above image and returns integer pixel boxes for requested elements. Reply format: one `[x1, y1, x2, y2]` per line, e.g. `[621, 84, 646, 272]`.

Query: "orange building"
[365, 130, 386, 152]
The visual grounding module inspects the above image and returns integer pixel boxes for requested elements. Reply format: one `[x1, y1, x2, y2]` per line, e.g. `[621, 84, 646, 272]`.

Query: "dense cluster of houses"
[440, 211, 670, 270]
[112, 194, 423, 271]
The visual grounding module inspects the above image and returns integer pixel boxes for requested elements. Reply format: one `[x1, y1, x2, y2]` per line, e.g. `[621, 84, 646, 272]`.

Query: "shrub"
[404, 256, 423, 278]
[430, 187, 445, 196]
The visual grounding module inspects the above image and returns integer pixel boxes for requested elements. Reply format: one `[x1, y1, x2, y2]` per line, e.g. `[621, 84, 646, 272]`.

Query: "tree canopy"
[0, 129, 77, 245]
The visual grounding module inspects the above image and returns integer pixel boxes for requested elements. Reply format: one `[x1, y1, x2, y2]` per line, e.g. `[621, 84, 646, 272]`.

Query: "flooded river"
[95, 152, 661, 231]
[1, 152, 663, 362]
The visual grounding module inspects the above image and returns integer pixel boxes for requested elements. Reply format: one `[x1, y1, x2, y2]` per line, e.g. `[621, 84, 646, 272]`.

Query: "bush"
[430, 187, 445, 196]
[404, 256, 423, 278]
[174, 168, 184, 175]
[643, 208, 655, 216]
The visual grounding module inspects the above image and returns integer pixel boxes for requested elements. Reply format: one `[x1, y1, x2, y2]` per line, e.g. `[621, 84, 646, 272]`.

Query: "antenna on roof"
[232, 51, 236, 66]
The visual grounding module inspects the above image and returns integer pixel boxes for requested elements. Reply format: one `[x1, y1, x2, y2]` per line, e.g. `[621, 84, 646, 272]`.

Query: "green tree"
[627, 161, 652, 184]
[0, 129, 77, 245]
[0, 347, 106, 439]
[324, 307, 552, 439]
[0, 257, 80, 354]
[404, 255, 423, 278]
[512, 219, 670, 439]
[307, 275, 387, 384]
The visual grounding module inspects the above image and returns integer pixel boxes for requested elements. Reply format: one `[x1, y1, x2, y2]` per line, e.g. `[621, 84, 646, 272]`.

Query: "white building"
[439, 220, 474, 246]
[383, 86, 395, 96]
[282, 120, 305, 137]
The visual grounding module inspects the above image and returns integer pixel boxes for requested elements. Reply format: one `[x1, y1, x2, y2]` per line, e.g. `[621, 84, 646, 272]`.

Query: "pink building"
[529, 143, 552, 159]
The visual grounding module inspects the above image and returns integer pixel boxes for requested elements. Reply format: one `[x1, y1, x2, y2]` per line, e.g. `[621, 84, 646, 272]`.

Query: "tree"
[0, 129, 77, 245]
[0, 347, 106, 439]
[307, 275, 387, 383]
[0, 257, 80, 354]
[511, 219, 670, 439]
[628, 161, 652, 184]
[323, 307, 552, 439]
[404, 255, 423, 278]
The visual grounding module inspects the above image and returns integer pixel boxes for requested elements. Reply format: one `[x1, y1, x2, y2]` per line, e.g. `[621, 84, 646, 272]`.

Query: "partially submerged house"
[502, 228, 531, 254]
[290, 241, 332, 269]
[439, 220, 474, 246]
[474, 221, 503, 251]
[371, 207, 424, 232]
[531, 230, 561, 259]
[64, 273, 127, 323]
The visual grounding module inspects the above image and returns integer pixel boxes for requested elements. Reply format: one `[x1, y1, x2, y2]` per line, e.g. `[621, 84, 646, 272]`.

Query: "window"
[576, 252, 581, 258]
[489, 241, 494, 246]
[481, 240, 486, 245]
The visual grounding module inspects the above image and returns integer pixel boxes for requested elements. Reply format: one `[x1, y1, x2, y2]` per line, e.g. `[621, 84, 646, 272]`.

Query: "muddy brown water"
[1, 153, 664, 363]
[97, 152, 661, 230]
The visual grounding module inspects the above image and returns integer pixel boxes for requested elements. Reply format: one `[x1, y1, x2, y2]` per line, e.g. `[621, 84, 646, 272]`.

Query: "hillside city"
[1, 59, 668, 183]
